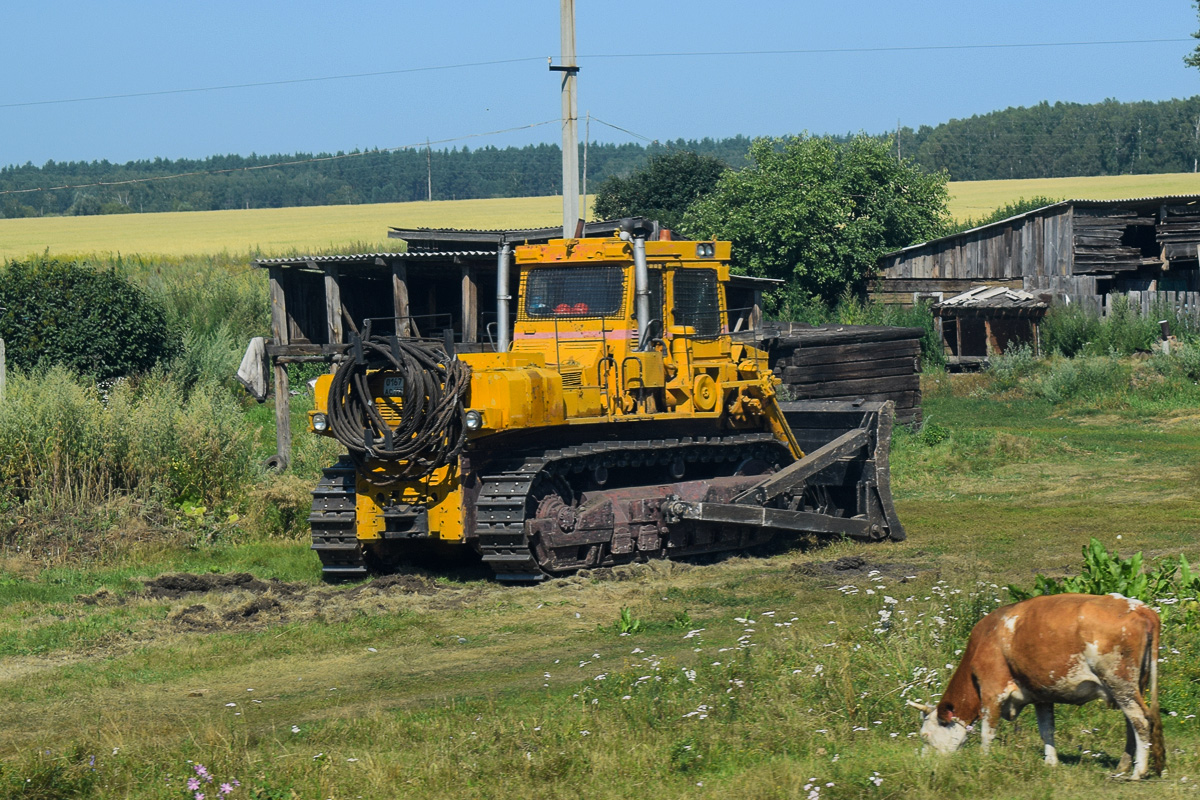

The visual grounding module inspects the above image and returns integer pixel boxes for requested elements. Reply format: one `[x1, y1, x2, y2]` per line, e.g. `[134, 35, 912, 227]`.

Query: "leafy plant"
[611, 607, 644, 635]
[1007, 538, 1196, 620]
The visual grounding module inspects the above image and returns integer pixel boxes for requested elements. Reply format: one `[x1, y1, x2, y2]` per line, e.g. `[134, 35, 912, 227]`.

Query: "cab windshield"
[523, 266, 625, 318]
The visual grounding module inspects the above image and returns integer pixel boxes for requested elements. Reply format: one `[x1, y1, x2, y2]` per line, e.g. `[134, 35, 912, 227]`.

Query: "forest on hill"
[2, 96, 1199, 219]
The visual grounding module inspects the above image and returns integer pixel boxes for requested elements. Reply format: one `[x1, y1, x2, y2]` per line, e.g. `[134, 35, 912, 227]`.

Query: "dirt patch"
[345, 573, 439, 598]
[791, 555, 920, 582]
[132, 570, 449, 631]
[143, 572, 275, 599]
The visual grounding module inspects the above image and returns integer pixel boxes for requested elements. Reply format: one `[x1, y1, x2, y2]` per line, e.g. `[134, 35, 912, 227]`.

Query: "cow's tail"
[1146, 609, 1166, 777]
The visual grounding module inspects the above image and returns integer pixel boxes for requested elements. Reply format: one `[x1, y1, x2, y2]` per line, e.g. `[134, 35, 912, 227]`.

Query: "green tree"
[592, 150, 728, 230]
[683, 135, 949, 308]
[0, 258, 180, 380]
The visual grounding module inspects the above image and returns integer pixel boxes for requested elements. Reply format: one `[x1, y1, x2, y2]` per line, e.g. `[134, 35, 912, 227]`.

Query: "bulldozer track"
[309, 456, 367, 579]
[475, 432, 789, 582]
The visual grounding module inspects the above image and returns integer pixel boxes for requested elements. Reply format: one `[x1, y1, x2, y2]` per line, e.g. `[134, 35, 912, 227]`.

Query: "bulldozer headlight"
[696, 242, 715, 258]
[312, 412, 329, 432]
[465, 410, 484, 431]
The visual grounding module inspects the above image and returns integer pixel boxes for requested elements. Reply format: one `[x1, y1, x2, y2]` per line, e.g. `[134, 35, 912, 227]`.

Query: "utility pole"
[426, 138, 433, 201]
[582, 111, 590, 222]
[897, 118, 901, 161]
[1193, 114, 1199, 173]
[551, 0, 580, 238]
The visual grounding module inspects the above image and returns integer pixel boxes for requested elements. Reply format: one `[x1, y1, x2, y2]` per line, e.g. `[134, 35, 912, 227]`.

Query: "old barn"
[876, 195, 1200, 306]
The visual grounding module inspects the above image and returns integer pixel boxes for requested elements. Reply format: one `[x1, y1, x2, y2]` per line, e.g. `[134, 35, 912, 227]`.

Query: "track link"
[475, 433, 784, 582]
[309, 456, 367, 579]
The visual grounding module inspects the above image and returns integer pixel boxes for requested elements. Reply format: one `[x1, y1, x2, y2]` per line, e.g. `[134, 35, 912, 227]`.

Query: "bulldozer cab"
[509, 236, 773, 423]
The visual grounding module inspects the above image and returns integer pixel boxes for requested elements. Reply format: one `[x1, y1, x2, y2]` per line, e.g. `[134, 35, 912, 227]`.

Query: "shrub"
[986, 342, 1038, 391]
[1033, 355, 1126, 404]
[0, 257, 180, 380]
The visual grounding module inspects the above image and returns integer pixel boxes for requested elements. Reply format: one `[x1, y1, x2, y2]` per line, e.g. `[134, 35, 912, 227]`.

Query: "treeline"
[3, 96, 1200, 219]
[897, 96, 1200, 181]
[0, 137, 752, 219]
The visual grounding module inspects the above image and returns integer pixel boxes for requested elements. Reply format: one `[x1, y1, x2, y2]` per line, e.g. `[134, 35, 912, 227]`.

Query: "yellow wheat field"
[2, 173, 1199, 260]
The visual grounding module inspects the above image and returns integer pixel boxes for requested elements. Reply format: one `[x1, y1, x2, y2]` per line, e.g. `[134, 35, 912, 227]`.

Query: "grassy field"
[948, 172, 1200, 220]
[1, 173, 1198, 260]
[0, 196, 565, 260]
[3, 364, 1200, 798]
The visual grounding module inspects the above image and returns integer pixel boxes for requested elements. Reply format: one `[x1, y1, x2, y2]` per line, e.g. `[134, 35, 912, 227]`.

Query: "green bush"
[1033, 355, 1126, 404]
[0, 257, 180, 380]
[986, 342, 1038, 390]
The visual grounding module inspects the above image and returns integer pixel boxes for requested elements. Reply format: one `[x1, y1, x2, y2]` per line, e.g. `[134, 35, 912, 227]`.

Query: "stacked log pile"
[763, 323, 923, 425]
[1072, 208, 1144, 272]
[1157, 204, 1200, 262]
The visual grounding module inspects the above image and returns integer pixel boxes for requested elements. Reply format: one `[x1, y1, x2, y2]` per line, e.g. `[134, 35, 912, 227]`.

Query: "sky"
[2, 1, 1199, 168]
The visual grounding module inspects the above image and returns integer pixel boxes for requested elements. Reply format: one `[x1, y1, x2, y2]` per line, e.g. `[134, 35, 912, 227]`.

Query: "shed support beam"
[271, 362, 291, 472]
[461, 264, 478, 344]
[269, 265, 289, 346]
[321, 263, 344, 345]
[388, 258, 411, 337]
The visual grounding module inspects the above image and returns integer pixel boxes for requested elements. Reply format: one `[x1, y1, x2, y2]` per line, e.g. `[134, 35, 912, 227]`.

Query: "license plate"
[383, 376, 405, 396]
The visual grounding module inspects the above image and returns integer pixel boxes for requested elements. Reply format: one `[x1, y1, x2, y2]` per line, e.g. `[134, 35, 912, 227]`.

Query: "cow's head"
[909, 701, 970, 754]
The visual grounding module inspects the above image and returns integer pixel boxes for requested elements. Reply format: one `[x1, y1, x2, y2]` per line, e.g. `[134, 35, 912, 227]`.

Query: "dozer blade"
[672, 399, 905, 542]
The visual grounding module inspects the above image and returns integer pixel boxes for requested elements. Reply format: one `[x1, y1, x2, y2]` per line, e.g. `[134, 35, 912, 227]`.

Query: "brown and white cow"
[911, 592, 1164, 780]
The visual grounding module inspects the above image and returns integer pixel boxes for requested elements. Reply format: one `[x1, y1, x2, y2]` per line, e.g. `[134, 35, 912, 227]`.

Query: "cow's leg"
[1113, 697, 1152, 780]
[1116, 718, 1135, 775]
[980, 703, 1001, 754]
[1034, 703, 1057, 766]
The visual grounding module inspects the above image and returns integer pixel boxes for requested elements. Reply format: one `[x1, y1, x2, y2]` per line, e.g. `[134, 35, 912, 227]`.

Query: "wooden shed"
[876, 195, 1200, 305]
[931, 286, 1049, 368]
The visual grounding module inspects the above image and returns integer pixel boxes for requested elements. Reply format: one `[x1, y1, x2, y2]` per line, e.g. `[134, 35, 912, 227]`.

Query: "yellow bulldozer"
[307, 221, 903, 581]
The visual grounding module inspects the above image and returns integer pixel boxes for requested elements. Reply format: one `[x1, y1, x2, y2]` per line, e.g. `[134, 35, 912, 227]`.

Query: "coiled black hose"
[326, 336, 470, 482]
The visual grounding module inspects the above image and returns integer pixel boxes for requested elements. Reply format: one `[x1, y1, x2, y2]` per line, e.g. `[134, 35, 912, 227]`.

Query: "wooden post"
[268, 266, 289, 346]
[389, 258, 411, 337]
[267, 265, 290, 471]
[461, 263, 478, 343]
[750, 289, 763, 333]
[321, 264, 344, 345]
[271, 362, 291, 472]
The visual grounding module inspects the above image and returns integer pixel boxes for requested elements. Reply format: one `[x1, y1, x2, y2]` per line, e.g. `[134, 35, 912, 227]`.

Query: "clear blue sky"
[2, 1, 1198, 168]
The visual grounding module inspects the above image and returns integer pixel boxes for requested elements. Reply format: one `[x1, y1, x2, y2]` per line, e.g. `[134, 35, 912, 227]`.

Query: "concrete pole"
[558, 0, 580, 239]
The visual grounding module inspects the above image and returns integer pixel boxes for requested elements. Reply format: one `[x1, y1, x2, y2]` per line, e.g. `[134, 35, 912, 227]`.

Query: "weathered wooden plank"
[391, 260, 411, 337]
[322, 265, 343, 345]
[461, 264, 478, 344]
[784, 375, 920, 399]
[781, 340, 922, 366]
[780, 356, 920, 383]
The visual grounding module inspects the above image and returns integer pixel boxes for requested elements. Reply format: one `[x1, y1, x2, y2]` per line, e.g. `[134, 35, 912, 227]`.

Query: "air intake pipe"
[496, 243, 512, 352]
[633, 236, 650, 351]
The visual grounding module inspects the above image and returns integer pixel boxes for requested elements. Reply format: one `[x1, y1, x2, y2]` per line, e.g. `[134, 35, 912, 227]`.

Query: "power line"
[0, 57, 547, 109]
[0, 120, 559, 196]
[1, 39, 1189, 111]
[589, 117, 655, 143]
[580, 38, 1192, 59]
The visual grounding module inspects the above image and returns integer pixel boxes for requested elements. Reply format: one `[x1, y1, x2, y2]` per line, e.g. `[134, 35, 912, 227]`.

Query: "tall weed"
[0, 367, 254, 509]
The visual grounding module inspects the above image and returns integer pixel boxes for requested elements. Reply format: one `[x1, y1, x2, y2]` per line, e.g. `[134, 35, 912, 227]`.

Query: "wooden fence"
[1073, 291, 1200, 321]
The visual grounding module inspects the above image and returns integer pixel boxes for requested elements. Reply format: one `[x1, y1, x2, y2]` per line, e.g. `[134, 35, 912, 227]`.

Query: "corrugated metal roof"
[253, 250, 494, 267]
[935, 285, 1047, 309]
[882, 194, 1200, 259]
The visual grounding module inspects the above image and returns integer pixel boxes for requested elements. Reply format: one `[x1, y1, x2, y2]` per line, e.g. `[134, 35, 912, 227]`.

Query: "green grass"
[3, 368, 1200, 797]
